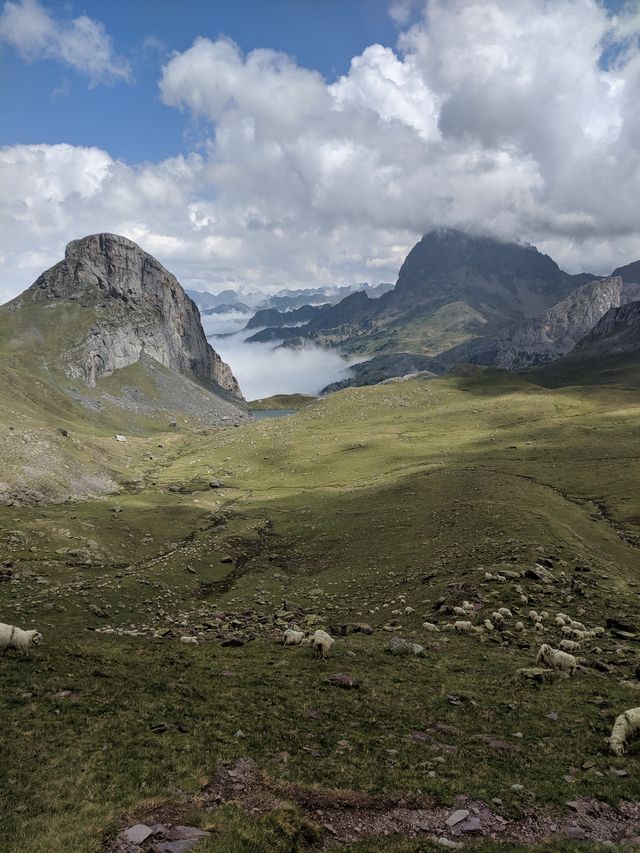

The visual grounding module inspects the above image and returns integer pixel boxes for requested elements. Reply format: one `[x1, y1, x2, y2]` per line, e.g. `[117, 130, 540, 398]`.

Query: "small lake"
[251, 408, 299, 420]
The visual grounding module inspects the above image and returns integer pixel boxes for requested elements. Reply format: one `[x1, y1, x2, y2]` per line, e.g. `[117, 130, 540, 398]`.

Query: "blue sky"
[1, 0, 639, 302]
[1, 0, 404, 163]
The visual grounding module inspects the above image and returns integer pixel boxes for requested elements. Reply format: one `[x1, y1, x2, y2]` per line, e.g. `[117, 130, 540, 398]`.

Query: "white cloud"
[0, 0, 131, 85]
[2, 1, 640, 305]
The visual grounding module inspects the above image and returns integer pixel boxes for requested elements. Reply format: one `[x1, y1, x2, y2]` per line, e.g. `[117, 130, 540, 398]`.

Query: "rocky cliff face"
[19, 233, 243, 399]
[452, 276, 640, 370]
[569, 300, 640, 359]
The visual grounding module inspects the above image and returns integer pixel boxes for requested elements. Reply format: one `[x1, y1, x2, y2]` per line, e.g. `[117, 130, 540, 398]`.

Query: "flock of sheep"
[4, 604, 640, 756]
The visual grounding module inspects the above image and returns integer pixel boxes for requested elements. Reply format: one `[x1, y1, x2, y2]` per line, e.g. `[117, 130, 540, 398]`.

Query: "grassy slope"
[1, 367, 640, 850]
[248, 394, 316, 410]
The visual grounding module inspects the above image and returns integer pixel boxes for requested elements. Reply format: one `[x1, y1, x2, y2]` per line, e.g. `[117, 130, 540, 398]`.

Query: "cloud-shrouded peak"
[2, 1, 640, 303]
[0, 0, 132, 85]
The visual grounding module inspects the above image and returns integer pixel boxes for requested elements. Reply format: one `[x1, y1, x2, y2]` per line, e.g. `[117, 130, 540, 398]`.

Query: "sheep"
[569, 620, 586, 631]
[484, 572, 494, 580]
[405, 606, 415, 615]
[495, 575, 507, 583]
[556, 613, 569, 622]
[519, 594, 529, 605]
[515, 621, 524, 632]
[540, 611, 549, 620]
[391, 609, 402, 616]
[498, 607, 513, 619]
[559, 639, 580, 652]
[561, 625, 574, 637]
[536, 643, 577, 675]
[422, 621, 439, 632]
[593, 626, 605, 637]
[0, 622, 43, 657]
[555, 615, 566, 627]
[528, 610, 541, 623]
[610, 708, 640, 755]
[454, 620, 473, 633]
[462, 600, 474, 613]
[311, 629, 334, 659]
[533, 622, 545, 633]
[453, 606, 467, 617]
[283, 629, 305, 646]
[180, 636, 198, 645]
[483, 619, 494, 631]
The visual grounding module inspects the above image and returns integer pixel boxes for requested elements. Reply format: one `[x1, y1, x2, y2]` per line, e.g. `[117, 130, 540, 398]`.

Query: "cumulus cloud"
[0, 0, 131, 84]
[2, 1, 640, 303]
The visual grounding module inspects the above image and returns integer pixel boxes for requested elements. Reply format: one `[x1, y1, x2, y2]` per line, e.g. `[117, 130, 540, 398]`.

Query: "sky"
[1, 0, 640, 303]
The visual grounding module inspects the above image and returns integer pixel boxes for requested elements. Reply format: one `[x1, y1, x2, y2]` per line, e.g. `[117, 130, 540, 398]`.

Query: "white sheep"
[484, 572, 494, 580]
[180, 636, 198, 645]
[405, 606, 415, 614]
[453, 606, 467, 617]
[0, 622, 43, 657]
[610, 708, 640, 755]
[533, 622, 545, 633]
[593, 626, 605, 637]
[498, 607, 512, 619]
[283, 629, 305, 646]
[569, 620, 586, 631]
[559, 639, 580, 652]
[540, 611, 549, 620]
[555, 616, 566, 627]
[495, 575, 507, 583]
[561, 625, 574, 637]
[491, 611, 505, 625]
[536, 643, 577, 675]
[422, 622, 439, 632]
[311, 629, 334, 659]
[515, 621, 524, 632]
[462, 600, 474, 613]
[454, 620, 473, 633]
[556, 613, 569, 622]
[528, 611, 540, 623]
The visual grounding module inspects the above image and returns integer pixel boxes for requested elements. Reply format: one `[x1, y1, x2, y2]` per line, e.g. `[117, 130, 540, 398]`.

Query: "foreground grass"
[2, 368, 640, 850]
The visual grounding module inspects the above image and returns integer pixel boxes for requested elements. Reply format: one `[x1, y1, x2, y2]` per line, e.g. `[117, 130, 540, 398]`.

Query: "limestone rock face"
[22, 233, 243, 399]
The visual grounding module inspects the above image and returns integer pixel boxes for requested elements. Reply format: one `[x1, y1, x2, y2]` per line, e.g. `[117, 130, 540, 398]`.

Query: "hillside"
[0, 234, 248, 502]
[2, 360, 640, 849]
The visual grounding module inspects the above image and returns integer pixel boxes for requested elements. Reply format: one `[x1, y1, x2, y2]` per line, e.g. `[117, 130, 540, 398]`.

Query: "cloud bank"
[201, 314, 353, 400]
[2, 0, 640, 302]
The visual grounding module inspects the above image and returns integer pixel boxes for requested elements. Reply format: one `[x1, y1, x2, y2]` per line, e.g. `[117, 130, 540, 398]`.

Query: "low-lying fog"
[201, 312, 356, 401]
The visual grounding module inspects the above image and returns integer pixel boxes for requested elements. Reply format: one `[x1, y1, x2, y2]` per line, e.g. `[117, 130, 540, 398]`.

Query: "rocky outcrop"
[18, 233, 243, 399]
[321, 353, 437, 394]
[569, 300, 640, 360]
[447, 276, 640, 370]
[245, 303, 330, 330]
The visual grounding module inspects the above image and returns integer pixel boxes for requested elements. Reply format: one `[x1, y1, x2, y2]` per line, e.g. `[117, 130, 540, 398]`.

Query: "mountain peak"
[15, 232, 243, 399]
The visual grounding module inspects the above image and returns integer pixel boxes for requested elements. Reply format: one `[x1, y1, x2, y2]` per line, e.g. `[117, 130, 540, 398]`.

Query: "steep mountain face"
[446, 276, 640, 371]
[275, 230, 593, 357]
[612, 260, 640, 284]
[569, 300, 640, 359]
[321, 353, 437, 394]
[388, 229, 581, 319]
[12, 233, 242, 399]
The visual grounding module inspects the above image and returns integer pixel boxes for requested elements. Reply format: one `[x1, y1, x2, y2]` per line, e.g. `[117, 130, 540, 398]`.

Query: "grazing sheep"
[484, 572, 494, 580]
[557, 613, 569, 622]
[569, 621, 586, 631]
[405, 606, 415, 615]
[536, 643, 577, 675]
[610, 708, 640, 755]
[515, 621, 524, 632]
[498, 607, 513, 619]
[528, 611, 540, 623]
[561, 625, 574, 637]
[559, 639, 580, 652]
[555, 616, 566, 627]
[454, 620, 472, 633]
[533, 622, 545, 633]
[495, 575, 507, 583]
[283, 629, 305, 646]
[0, 622, 42, 657]
[391, 609, 402, 616]
[422, 622, 439, 632]
[519, 594, 529, 605]
[462, 601, 474, 613]
[483, 619, 495, 631]
[180, 636, 198, 645]
[540, 611, 549, 620]
[593, 626, 605, 637]
[453, 606, 467, 617]
[311, 629, 334, 659]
